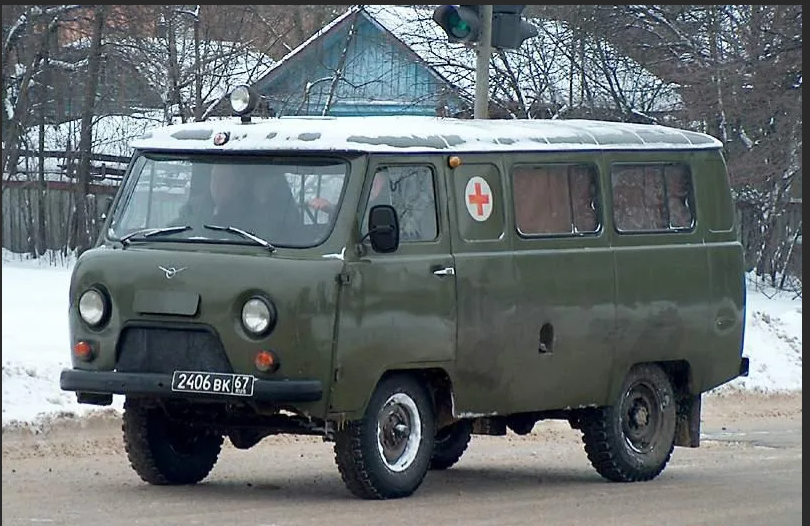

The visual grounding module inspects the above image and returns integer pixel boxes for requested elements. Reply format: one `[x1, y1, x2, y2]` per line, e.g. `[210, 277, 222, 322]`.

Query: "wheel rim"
[376, 393, 422, 472]
[621, 381, 669, 454]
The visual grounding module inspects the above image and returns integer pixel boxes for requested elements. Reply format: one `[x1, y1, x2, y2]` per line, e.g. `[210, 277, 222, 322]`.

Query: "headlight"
[78, 288, 108, 327]
[241, 297, 275, 336]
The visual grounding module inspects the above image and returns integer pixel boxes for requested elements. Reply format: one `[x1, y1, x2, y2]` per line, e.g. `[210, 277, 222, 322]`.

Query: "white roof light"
[230, 84, 257, 116]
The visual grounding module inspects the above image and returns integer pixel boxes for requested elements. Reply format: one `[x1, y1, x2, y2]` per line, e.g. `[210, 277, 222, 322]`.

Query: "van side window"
[611, 163, 695, 232]
[664, 164, 694, 229]
[362, 165, 438, 242]
[512, 164, 601, 236]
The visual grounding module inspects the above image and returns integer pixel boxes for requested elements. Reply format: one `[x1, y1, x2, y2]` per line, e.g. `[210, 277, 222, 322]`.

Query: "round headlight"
[78, 289, 107, 327]
[241, 297, 274, 335]
[230, 84, 257, 116]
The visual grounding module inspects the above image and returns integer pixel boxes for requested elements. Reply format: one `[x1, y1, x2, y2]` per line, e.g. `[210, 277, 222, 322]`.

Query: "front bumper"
[60, 369, 323, 403]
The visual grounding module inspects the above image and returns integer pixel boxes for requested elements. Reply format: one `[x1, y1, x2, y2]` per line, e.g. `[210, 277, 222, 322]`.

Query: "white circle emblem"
[464, 176, 493, 222]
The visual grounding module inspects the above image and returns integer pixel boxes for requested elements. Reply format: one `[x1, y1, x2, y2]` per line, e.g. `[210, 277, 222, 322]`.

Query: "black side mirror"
[366, 204, 399, 253]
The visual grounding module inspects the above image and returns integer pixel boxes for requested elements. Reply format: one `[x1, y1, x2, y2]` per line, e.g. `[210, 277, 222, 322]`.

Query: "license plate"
[171, 371, 255, 397]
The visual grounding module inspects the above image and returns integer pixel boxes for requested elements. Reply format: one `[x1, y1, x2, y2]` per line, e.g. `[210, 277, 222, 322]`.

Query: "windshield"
[107, 154, 349, 248]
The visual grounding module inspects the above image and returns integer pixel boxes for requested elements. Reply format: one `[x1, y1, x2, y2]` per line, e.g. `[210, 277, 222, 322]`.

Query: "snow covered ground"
[1, 249, 802, 429]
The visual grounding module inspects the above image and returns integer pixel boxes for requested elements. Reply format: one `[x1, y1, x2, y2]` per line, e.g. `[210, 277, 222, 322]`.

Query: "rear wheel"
[580, 363, 676, 482]
[333, 374, 436, 499]
[430, 420, 472, 470]
[122, 398, 223, 485]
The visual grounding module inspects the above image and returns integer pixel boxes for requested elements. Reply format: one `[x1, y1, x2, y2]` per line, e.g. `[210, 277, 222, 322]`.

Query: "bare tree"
[71, 5, 108, 255]
[3, 4, 800, 289]
[2, 6, 80, 179]
[535, 5, 802, 288]
[2, 5, 90, 258]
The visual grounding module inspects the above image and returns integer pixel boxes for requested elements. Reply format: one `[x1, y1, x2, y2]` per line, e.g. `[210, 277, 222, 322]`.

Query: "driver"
[308, 169, 390, 215]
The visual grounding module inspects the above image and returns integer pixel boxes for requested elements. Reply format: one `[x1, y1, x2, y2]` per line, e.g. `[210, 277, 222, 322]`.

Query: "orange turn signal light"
[448, 155, 462, 168]
[73, 341, 94, 361]
[254, 350, 279, 373]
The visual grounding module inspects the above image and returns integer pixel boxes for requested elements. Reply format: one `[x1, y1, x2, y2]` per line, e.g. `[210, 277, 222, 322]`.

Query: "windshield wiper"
[119, 225, 193, 247]
[203, 224, 276, 252]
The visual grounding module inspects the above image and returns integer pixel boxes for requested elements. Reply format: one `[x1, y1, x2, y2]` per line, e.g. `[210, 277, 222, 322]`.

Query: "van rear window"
[611, 163, 695, 233]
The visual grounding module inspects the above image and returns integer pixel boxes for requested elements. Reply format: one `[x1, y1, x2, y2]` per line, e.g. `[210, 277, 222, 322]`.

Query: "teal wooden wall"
[256, 13, 464, 117]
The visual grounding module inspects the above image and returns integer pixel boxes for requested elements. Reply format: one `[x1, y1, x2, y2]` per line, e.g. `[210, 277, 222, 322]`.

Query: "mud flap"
[674, 393, 701, 448]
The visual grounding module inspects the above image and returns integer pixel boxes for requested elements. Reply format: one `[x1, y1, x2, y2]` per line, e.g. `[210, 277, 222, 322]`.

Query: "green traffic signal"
[433, 4, 539, 50]
[432, 5, 481, 43]
[448, 11, 471, 39]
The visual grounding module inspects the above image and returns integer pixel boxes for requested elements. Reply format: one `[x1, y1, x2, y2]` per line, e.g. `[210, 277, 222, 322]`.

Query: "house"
[251, 5, 469, 118]
[249, 5, 681, 122]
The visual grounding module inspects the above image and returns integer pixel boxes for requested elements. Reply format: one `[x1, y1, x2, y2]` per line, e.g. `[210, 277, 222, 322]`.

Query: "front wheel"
[122, 398, 223, 485]
[580, 363, 677, 482]
[333, 374, 436, 499]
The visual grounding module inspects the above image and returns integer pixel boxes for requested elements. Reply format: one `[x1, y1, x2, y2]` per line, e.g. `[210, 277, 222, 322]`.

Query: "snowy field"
[1, 249, 802, 429]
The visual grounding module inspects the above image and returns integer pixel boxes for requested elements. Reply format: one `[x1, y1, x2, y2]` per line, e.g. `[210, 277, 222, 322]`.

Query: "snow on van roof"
[130, 115, 722, 154]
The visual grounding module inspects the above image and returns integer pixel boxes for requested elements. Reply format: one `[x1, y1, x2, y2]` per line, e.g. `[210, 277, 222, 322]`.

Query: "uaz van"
[61, 85, 750, 499]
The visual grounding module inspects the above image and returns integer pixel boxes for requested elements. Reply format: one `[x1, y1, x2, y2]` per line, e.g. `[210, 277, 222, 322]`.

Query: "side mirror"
[367, 204, 399, 253]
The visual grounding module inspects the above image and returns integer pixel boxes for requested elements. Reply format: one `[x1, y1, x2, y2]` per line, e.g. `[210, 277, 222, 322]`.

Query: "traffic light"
[491, 5, 538, 50]
[432, 5, 482, 44]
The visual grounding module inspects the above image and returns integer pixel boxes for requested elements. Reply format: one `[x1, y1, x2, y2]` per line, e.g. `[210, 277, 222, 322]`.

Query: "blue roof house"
[252, 5, 467, 117]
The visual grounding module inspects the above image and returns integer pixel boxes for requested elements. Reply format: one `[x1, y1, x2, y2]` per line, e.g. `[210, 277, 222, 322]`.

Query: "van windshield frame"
[105, 152, 350, 249]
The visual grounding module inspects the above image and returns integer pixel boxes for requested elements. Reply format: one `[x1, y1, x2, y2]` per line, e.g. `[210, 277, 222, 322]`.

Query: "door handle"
[432, 266, 455, 277]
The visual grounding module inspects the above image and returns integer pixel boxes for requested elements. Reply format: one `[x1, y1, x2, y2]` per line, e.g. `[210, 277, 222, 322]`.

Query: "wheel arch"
[337, 367, 455, 431]
[376, 367, 456, 429]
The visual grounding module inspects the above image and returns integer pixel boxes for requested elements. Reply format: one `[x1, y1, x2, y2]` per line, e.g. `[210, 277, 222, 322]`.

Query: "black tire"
[580, 363, 677, 482]
[333, 374, 436, 499]
[430, 420, 472, 470]
[122, 398, 223, 485]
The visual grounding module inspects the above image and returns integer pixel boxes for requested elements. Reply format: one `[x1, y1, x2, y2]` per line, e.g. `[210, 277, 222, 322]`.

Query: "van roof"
[130, 115, 723, 154]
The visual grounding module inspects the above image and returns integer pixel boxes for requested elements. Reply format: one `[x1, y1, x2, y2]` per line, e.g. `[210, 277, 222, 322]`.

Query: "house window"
[512, 164, 601, 236]
[611, 163, 695, 233]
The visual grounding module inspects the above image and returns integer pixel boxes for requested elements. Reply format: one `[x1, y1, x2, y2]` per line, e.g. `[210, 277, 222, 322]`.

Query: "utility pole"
[474, 5, 493, 119]
[435, 4, 535, 120]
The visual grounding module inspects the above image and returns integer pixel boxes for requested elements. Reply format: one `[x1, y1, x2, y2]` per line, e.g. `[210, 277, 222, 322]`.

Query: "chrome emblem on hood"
[158, 266, 187, 279]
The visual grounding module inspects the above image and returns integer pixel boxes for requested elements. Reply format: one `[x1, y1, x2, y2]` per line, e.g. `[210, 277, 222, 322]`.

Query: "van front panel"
[68, 247, 343, 417]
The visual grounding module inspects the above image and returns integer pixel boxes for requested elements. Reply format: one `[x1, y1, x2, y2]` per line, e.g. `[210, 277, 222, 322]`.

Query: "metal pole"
[474, 4, 493, 119]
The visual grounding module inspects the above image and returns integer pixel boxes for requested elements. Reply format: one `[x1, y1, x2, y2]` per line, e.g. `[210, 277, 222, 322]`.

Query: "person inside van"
[208, 164, 254, 225]
[171, 164, 260, 232]
[250, 170, 304, 240]
[308, 169, 391, 215]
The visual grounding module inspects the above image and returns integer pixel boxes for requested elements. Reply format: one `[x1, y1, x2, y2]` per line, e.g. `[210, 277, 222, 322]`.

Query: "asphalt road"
[1, 393, 802, 526]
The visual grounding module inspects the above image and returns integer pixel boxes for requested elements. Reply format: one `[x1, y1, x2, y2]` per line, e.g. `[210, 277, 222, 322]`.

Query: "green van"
[60, 85, 749, 499]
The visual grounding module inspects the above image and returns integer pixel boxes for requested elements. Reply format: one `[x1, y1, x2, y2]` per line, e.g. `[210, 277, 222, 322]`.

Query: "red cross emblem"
[464, 176, 493, 222]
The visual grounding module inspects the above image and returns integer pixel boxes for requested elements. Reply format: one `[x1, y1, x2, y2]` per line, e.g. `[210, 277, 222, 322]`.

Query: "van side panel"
[506, 155, 616, 411]
[329, 156, 457, 420]
[693, 151, 746, 392]
[606, 152, 712, 400]
[447, 160, 518, 415]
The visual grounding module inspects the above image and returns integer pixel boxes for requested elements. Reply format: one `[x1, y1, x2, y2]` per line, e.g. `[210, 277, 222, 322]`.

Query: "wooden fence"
[2, 149, 126, 253]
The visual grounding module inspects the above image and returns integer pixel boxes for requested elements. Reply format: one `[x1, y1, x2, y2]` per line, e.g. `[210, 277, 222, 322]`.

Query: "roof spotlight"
[230, 84, 259, 118]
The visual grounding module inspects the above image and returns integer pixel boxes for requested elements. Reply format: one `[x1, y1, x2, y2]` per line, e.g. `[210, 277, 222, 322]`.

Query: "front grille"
[116, 327, 234, 375]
